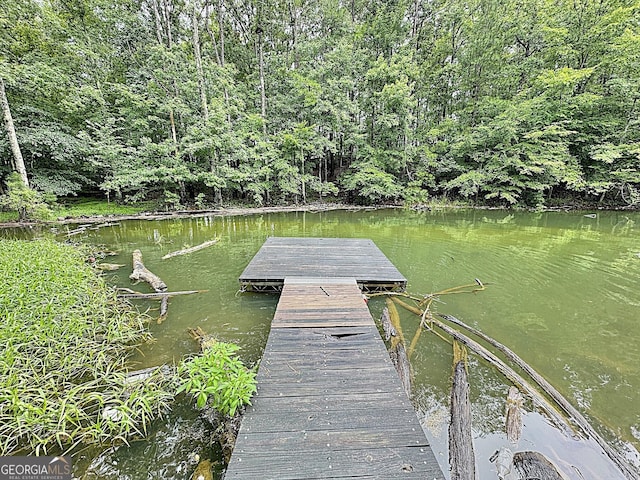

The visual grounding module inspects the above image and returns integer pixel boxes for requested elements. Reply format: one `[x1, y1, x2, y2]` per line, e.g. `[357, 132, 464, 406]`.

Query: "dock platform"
[226, 239, 444, 479]
[239, 237, 407, 293]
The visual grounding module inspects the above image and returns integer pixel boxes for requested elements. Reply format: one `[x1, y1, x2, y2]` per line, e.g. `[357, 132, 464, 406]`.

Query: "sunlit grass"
[54, 199, 153, 218]
[0, 239, 173, 455]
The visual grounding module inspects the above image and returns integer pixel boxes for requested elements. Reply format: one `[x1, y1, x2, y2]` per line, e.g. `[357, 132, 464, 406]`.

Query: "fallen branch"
[118, 290, 208, 299]
[129, 250, 168, 321]
[96, 263, 125, 271]
[162, 239, 219, 260]
[437, 314, 638, 480]
[130, 250, 167, 292]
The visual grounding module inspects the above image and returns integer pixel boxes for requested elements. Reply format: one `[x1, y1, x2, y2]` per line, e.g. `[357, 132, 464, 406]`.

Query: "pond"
[6, 208, 640, 479]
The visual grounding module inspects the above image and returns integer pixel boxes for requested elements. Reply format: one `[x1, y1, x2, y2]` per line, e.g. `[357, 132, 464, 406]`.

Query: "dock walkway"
[226, 239, 443, 479]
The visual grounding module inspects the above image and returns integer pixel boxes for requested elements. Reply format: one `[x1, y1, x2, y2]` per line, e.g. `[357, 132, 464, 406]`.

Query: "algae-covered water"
[6, 208, 640, 479]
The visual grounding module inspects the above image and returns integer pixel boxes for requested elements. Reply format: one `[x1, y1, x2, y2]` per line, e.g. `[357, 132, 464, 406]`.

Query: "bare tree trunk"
[218, 0, 225, 66]
[192, 0, 209, 121]
[151, 0, 164, 44]
[161, 0, 173, 46]
[256, 26, 267, 134]
[204, 1, 230, 124]
[204, 2, 221, 64]
[1, 78, 29, 187]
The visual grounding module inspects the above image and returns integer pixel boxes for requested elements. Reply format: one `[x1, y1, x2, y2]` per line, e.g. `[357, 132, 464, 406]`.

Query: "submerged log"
[449, 341, 476, 480]
[513, 451, 568, 480]
[123, 365, 171, 385]
[118, 290, 208, 299]
[506, 386, 523, 445]
[96, 263, 125, 271]
[130, 250, 167, 292]
[162, 239, 219, 260]
[216, 412, 242, 464]
[437, 314, 639, 480]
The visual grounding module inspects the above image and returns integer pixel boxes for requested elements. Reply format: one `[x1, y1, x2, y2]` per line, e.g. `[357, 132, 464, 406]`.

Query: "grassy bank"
[0, 239, 172, 455]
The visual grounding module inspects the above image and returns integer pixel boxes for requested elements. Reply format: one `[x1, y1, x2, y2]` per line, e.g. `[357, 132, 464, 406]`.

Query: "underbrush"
[0, 239, 172, 455]
[0, 238, 257, 458]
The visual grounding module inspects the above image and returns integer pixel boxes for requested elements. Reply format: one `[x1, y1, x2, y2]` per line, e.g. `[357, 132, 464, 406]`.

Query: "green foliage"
[0, 173, 52, 221]
[0, 239, 172, 455]
[177, 342, 257, 417]
[340, 161, 403, 204]
[1, 0, 639, 208]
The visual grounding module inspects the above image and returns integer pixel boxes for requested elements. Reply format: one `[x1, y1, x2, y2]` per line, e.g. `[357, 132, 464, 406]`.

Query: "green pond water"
[7, 208, 640, 479]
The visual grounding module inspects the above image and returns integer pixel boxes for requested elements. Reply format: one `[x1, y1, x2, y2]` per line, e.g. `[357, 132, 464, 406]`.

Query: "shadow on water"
[3, 208, 640, 479]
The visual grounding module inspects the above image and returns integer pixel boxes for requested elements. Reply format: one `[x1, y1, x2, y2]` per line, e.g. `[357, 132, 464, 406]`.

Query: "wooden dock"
[239, 237, 407, 293]
[225, 239, 443, 479]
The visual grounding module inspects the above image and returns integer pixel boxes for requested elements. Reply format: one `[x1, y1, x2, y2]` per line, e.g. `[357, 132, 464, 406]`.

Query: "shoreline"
[1, 201, 637, 229]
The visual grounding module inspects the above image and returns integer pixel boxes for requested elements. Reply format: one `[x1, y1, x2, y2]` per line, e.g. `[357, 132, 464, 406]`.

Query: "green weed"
[177, 342, 257, 417]
[0, 239, 172, 455]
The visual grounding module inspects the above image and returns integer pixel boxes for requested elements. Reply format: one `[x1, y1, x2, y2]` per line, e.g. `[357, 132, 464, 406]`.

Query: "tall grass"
[0, 239, 173, 455]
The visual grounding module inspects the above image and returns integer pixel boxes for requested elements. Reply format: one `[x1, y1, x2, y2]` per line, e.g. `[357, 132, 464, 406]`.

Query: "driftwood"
[449, 341, 476, 480]
[96, 263, 125, 271]
[216, 412, 242, 464]
[129, 250, 168, 321]
[506, 386, 523, 445]
[162, 239, 219, 260]
[513, 451, 568, 480]
[437, 314, 639, 480]
[130, 250, 167, 292]
[381, 299, 411, 396]
[118, 290, 208, 299]
[391, 298, 572, 434]
[390, 296, 638, 480]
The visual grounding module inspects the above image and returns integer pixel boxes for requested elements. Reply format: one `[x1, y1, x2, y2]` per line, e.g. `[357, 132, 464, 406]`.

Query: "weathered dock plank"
[239, 238, 407, 292]
[225, 275, 444, 479]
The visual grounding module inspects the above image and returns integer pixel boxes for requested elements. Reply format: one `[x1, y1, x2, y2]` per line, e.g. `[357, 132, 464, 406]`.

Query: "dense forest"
[1, 0, 639, 208]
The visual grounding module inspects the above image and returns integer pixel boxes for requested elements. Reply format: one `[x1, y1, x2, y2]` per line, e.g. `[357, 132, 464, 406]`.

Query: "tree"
[0, 77, 28, 187]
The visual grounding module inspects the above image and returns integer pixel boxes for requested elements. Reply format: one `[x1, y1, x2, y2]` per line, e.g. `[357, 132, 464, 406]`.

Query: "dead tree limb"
[437, 314, 638, 480]
[162, 239, 219, 259]
[117, 290, 208, 299]
[129, 250, 168, 321]
[130, 250, 167, 292]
